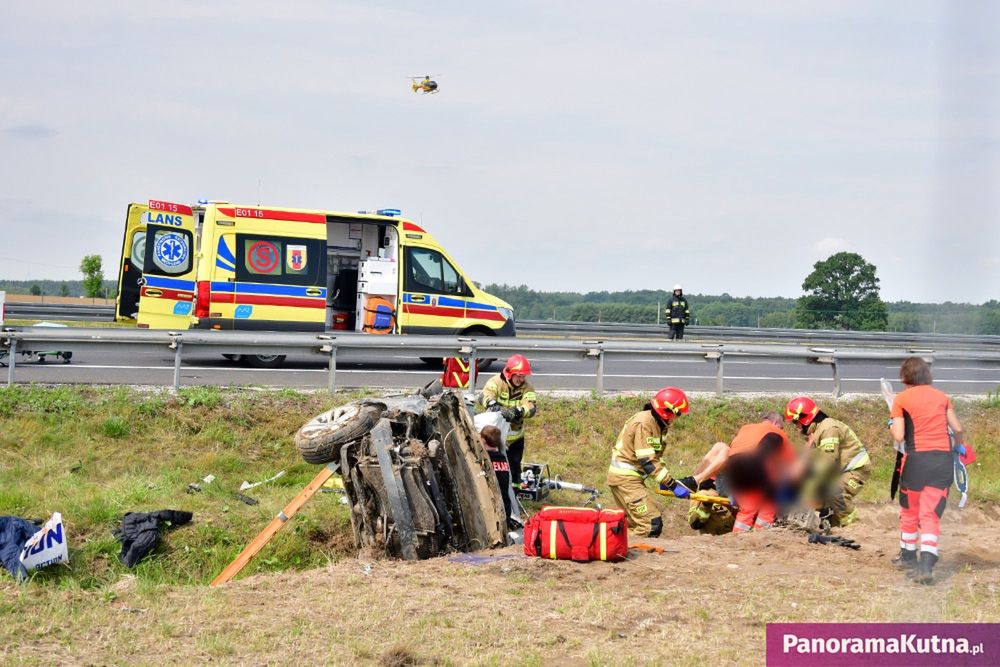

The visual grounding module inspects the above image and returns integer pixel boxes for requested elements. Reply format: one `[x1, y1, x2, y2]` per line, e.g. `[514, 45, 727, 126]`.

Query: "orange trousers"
[732, 490, 776, 532]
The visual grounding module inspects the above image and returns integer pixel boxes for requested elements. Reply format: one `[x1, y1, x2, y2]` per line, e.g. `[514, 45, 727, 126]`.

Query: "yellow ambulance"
[115, 200, 515, 364]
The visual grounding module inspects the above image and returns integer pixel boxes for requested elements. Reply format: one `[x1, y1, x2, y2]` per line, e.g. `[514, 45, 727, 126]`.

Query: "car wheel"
[244, 354, 286, 368]
[295, 403, 381, 464]
[222, 354, 243, 363]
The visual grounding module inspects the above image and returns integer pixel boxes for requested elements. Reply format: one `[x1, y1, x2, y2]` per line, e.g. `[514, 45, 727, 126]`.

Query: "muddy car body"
[296, 391, 508, 559]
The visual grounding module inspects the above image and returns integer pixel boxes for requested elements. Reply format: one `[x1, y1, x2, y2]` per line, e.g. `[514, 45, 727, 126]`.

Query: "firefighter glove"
[486, 400, 501, 412]
[670, 482, 691, 499]
[500, 407, 518, 422]
[676, 476, 697, 493]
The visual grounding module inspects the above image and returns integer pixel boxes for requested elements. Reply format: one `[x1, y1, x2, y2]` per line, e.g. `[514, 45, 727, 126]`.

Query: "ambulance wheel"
[222, 354, 242, 362]
[295, 403, 381, 464]
[245, 354, 286, 368]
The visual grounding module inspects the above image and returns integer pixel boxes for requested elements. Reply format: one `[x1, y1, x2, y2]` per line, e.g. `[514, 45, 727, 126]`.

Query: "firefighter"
[889, 357, 966, 584]
[686, 442, 736, 535]
[725, 412, 799, 533]
[785, 396, 872, 527]
[667, 284, 691, 340]
[606, 387, 702, 538]
[477, 354, 537, 486]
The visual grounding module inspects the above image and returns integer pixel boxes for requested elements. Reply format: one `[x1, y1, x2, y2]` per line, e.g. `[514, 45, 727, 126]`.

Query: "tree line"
[484, 253, 1000, 335]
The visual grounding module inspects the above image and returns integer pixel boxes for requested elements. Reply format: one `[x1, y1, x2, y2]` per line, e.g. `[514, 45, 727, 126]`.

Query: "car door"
[136, 201, 197, 329]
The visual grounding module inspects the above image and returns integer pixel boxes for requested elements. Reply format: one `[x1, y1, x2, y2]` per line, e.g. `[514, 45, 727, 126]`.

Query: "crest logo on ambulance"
[287, 245, 307, 272]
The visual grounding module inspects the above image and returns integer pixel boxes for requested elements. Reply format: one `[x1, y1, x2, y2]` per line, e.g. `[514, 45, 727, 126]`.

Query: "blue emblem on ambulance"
[154, 232, 188, 268]
[234, 305, 253, 319]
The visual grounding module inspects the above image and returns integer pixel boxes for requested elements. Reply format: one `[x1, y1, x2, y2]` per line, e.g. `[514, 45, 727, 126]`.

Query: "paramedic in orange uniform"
[725, 412, 799, 532]
[889, 357, 966, 584]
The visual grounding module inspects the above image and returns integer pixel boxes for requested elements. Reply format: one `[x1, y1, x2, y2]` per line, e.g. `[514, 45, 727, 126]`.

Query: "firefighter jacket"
[807, 417, 870, 477]
[607, 410, 674, 486]
[477, 374, 537, 442]
[667, 296, 690, 325]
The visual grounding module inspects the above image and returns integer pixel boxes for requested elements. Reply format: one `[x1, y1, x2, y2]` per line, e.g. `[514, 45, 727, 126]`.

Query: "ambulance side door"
[115, 203, 148, 321]
[136, 202, 197, 329]
[399, 245, 470, 334]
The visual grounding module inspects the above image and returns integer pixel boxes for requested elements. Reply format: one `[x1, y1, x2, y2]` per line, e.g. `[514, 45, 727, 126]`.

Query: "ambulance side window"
[145, 227, 193, 276]
[404, 247, 467, 296]
[235, 235, 324, 286]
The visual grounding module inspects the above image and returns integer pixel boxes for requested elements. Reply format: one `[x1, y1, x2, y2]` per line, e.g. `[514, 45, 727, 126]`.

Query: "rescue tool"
[655, 488, 733, 506]
[515, 463, 600, 506]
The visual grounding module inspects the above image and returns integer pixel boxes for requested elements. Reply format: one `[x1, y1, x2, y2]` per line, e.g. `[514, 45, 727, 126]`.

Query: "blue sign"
[234, 305, 253, 319]
[173, 302, 193, 316]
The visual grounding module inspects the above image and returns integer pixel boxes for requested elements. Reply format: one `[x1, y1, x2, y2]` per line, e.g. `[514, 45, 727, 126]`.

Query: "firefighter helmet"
[785, 396, 819, 426]
[502, 354, 532, 380]
[673, 284, 683, 291]
[650, 387, 689, 421]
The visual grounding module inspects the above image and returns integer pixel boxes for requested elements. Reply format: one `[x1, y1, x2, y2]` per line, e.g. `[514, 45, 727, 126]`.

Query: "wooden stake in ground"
[210, 463, 339, 587]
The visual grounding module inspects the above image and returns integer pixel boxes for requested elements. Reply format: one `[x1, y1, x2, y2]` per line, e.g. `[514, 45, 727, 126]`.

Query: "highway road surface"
[6, 347, 1000, 396]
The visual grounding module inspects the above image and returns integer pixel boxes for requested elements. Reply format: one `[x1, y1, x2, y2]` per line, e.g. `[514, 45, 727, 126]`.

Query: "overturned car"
[295, 390, 508, 560]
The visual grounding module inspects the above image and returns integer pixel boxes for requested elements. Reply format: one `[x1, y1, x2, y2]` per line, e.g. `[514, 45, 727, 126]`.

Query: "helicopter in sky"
[410, 75, 440, 94]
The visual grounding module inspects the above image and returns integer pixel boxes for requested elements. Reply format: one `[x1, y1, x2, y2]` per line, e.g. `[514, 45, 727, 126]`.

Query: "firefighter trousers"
[828, 467, 870, 526]
[608, 475, 662, 538]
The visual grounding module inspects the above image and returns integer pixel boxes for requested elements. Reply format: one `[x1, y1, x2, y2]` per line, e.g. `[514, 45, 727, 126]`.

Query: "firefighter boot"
[891, 549, 917, 571]
[911, 552, 938, 585]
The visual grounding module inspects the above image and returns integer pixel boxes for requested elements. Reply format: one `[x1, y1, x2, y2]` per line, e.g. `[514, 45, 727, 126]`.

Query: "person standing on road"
[667, 285, 690, 340]
[785, 396, 872, 527]
[477, 354, 537, 487]
[607, 387, 703, 538]
[889, 357, 966, 585]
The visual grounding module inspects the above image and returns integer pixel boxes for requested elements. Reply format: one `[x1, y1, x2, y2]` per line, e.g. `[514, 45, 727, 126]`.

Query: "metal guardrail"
[7, 302, 1000, 350]
[4, 327, 998, 397]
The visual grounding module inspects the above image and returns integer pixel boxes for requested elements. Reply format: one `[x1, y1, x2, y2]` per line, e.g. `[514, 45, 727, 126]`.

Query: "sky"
[1, 1, 998, 303]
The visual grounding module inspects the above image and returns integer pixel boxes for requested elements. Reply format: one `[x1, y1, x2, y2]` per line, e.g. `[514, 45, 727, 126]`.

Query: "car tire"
[222, 354, 243, 363]
[244, 354, 286, 368]
[295, 403, 381, 464]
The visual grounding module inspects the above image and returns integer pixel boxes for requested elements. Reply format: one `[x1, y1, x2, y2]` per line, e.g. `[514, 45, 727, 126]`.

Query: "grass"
[0, 386, 997, 665]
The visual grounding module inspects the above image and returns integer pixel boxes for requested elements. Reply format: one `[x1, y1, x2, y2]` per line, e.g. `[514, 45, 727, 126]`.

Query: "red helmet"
[650, 387, 689, 421]
[502, 354, 532, 380]
[785, 396, 819, 426]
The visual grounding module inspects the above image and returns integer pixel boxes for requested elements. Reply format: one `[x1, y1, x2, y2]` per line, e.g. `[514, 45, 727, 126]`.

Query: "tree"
[80, 255, 105, 298]
[795, 252, 888, 331]
[59, 282, 70, 297]
[29, 284, 42, 296]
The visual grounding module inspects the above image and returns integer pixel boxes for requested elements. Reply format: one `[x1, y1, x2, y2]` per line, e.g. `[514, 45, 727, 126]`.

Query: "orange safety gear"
[502, 354, 533, 381]
[890, 385, 954, 453]
[785, 396, 819, 427]
[650, 387, 689, 422]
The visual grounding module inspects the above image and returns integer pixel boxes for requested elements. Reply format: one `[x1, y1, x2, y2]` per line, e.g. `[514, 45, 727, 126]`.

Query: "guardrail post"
[831, 354, 841, 399]
[6, 338, 15, 387]
[319, 336, 337, 394]
[171, 340, 183, 394]
[327, 345, 337, 394]
[704, 347, 724, 396]
[585, 342, 604, 394]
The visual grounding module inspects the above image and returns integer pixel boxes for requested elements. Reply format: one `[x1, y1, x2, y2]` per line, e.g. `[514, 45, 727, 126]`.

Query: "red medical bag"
[523, 506, 628, 562]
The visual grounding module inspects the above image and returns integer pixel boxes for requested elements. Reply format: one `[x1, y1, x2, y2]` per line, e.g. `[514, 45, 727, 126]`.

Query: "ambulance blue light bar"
[377, 208, 402, 216]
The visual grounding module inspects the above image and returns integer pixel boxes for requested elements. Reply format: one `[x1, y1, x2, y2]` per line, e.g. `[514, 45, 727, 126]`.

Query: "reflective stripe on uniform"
[843, 449, 870, 472]
[754, 518, 773, 530]
[819, 437, 840, 447]
[654, 469, 669, 483]
[920, 534, 939, 556]
[635, 447, 656, 459]
[609, 459, 643, 477]
[733, 520, 752, 533]
[900, 531, 919, 550]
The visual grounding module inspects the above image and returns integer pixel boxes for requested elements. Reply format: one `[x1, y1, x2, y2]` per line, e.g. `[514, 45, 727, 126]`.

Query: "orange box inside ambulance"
[116, 200, 515, 350]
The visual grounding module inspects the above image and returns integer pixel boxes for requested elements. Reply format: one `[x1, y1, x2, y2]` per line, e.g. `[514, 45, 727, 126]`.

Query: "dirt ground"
[4, 500, 998, 666]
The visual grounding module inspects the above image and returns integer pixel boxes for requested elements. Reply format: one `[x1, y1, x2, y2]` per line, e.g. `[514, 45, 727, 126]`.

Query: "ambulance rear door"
[136, 200, 198, 329]
[115, 203, 149, 322]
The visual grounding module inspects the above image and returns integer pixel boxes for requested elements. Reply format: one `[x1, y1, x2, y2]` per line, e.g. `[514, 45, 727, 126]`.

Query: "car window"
[405, 247, 466, 295]
[235, 234, 324, 286]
